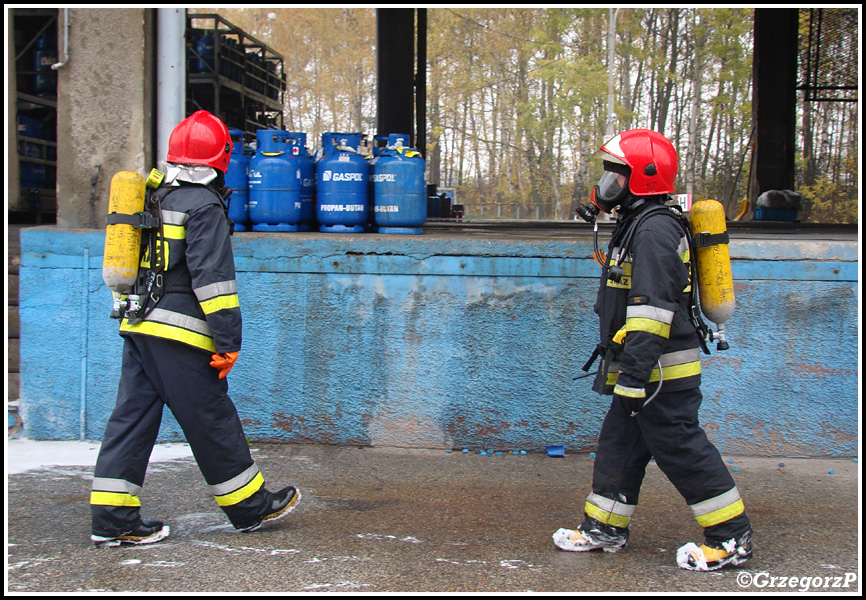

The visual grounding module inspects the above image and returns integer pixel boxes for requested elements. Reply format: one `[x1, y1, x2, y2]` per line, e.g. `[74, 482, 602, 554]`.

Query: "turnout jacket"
[592, 201, 701, 398]
[119, 180, 241, 354]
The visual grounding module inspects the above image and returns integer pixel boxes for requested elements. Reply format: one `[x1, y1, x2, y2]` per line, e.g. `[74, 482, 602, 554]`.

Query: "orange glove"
[210, 351, 239, 379]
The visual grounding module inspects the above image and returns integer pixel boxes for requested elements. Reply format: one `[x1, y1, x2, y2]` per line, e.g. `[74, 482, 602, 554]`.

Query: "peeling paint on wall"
[18, 228, 859, 457]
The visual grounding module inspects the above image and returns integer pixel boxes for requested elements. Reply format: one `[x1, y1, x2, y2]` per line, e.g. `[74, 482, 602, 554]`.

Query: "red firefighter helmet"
[166, 110, 233, 173]
[599, 128, 678, 197]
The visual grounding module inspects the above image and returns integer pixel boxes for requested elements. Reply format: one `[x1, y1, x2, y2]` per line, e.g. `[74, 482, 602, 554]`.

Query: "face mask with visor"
[591, 160, 632, 213]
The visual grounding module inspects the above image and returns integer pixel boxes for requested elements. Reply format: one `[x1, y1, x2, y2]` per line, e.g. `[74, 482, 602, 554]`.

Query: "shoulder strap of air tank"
[642, 202, 689, 232]
[668, 204, 713, 354]
[143, 185, 168, 304]
[638, 203, 713, 354]
[618, 202, 684, 255]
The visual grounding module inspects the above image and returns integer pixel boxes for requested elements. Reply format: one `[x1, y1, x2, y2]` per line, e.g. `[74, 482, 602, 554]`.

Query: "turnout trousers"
[586, 386, 751, 544]
[91, 335, 270, 536]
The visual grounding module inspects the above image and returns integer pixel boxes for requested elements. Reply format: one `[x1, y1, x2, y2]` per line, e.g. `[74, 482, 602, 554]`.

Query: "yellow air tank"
[689, 198, 734, 350]
[103, 171, 146, 294]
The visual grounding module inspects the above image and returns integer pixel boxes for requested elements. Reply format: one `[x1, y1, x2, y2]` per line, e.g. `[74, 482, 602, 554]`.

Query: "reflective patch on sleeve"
[613, 384, 646, 399]
[160, 209, 188, 226]
[199, 294, 240, 315]
[625, 317, 671, 339]
[648, 362, 701, 382]
[626, 304, 675, 324]
[624, 304, 674, 339]
[195, 280, 240, 315]
[194, 280, 238, 302]
[678, 235, 690, 260]
[162, 223, 186, 240]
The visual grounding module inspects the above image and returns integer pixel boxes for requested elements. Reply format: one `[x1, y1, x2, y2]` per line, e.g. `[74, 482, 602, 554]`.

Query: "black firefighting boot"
[553, 516, 629, 553]
[91, 519, 170, 548]
[676, 529, 753, 571]
[235, 486, 301, 533]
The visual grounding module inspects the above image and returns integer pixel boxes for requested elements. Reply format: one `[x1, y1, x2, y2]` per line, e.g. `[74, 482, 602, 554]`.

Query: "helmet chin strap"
[617, 195, 645, 215]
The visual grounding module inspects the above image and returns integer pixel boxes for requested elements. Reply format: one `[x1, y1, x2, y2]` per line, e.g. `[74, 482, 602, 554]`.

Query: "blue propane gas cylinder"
[194, 34, 215, 73]
[225, 130, 250, 231]
[286, 132, 315, 231]
[371, 134, 426, 234]
[248, 130, 303, 231]
[33, 32, 57, 95]
[316, 133, 369, 233]
[372, 135, 389, 157]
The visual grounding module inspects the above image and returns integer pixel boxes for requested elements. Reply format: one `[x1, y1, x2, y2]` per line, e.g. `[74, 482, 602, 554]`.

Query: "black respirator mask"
[577, 161, 634, 223]
[592, 161, 632, 213]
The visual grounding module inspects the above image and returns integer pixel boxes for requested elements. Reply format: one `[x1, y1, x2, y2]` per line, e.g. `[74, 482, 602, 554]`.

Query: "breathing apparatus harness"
[105, 167, 233, 323]
[574, 196, 712, 414]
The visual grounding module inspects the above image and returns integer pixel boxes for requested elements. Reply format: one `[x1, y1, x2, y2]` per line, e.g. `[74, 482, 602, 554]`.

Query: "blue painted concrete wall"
[18, 227, 859, 456]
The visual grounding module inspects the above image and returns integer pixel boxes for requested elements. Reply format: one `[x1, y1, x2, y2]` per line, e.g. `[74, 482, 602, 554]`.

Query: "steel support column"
[750, 9, 798, 198]
[376, 8, 416, 146]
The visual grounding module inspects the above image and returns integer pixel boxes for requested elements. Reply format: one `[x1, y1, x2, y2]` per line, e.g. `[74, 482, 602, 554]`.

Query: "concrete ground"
[6, 443, 861, 594]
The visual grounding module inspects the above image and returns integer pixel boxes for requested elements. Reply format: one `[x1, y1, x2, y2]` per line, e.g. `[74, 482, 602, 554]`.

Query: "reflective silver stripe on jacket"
[607, 347, 702, 375]
[145, 308, 212, 336]
[625, 304, 675, 325]
[194, 280, 238, 302]
[160, 209, 188, 226]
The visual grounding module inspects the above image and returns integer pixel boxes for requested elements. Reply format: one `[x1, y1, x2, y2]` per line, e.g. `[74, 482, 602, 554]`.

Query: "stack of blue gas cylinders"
[227, 129, 427, 234]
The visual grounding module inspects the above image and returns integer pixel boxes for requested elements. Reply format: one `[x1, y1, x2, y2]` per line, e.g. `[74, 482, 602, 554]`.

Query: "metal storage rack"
[12, 7, 59, 223]
[186, 13, 286, 142]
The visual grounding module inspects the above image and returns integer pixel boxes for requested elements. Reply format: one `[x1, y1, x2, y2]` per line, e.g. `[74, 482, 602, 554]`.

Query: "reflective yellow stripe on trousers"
[210, 464, 265, 507]
[690, 487, 745, 528]
[90, 477, 143, 507]
[584, 492, 636, 529]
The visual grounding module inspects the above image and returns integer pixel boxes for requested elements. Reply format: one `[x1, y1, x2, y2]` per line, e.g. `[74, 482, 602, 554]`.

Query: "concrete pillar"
[55, 8, 154, 228]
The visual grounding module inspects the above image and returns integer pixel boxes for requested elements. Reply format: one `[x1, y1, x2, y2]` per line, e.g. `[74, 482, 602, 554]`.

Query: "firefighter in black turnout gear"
[553, 129, 753, 571]
[91, 111, 300, 547]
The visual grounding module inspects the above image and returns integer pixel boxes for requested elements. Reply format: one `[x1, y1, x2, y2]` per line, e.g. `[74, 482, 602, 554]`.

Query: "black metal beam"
[750, 8, 798, 196]
[416, 8, 427, 157]
[376, 8, 416, 146]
